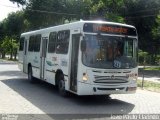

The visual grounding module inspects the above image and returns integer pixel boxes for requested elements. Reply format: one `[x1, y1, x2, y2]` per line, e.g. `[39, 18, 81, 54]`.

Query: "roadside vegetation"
[144, 67, 160, 71]
[0, 0, 160, 63]
[137, 80, 160, 93]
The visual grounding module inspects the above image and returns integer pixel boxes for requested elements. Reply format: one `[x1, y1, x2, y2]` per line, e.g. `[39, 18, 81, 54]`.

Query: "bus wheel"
[106, 95, 111, 99]
[58, 75, 67, 97]
[28, 66, 35, 83]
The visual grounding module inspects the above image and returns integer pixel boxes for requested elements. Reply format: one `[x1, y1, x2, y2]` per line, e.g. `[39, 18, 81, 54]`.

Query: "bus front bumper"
[77, 81, 137, 95]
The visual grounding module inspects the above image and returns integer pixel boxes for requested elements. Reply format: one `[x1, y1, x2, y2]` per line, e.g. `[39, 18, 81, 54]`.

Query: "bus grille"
[94, 75, 128, 84]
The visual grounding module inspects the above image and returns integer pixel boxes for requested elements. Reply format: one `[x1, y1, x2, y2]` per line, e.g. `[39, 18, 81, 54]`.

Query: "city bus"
[18, 20, 138, 96]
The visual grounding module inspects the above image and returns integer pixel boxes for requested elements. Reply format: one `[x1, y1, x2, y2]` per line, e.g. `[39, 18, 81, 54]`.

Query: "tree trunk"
[14, 53, 17, 60]
[2, 53, 5, 59]
[10, 52, 13, 60]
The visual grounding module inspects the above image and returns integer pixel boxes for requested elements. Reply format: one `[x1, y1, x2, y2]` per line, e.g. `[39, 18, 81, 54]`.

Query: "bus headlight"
[82, 73, 88, 81]
[133, 73, 138, 81]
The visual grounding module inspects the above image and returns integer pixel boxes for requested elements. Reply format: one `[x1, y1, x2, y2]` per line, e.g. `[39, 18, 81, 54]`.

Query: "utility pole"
[142, 57, 146, 89]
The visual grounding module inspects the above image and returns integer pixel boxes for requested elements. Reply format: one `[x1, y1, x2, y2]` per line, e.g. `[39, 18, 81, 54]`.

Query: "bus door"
[40, 37, 48, 80]
[23, 39, 28, 73]
[70, 30, 81, 92]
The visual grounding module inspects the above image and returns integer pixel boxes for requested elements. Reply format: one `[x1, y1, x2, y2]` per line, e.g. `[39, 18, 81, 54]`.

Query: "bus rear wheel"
[28, 66, 35, 83]
[58, 75, 67, 97]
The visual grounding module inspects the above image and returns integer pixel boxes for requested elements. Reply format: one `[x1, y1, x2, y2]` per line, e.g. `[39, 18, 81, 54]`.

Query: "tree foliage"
[0, 36, 18, 59]
[23, 0, 91, 30]
[10, 0, 26, 5]
[0, 11, 25, 59]
[1, 0, 160, 63]
[1, 11, 26, 39]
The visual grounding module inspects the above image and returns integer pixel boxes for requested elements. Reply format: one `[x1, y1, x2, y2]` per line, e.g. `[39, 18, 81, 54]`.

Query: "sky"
[0, 0, 22, 22]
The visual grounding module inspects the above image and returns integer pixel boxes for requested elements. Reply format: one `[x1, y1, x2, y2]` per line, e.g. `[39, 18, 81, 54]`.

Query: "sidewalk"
[138, 67, 160, 83]
[138, 77, 160, 83]
[0, 59, 17, 64]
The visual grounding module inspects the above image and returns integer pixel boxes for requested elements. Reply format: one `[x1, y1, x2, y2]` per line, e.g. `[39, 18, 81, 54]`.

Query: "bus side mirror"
[81, 39, 86, 52]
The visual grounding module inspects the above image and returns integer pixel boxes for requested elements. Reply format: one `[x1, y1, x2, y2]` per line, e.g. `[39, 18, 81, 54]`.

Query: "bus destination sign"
[83, 23, 137, 36]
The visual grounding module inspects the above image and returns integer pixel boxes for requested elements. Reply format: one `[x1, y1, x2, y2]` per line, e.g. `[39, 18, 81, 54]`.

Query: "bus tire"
[28, 66, 35, 83]
[58, 74, 67, 97]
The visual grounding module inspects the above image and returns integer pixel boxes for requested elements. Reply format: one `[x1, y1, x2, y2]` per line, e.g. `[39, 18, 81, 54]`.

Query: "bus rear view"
[77, 22, 138, 95]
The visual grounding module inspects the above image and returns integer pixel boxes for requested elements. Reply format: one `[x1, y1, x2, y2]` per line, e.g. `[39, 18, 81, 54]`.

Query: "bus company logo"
[52, 57, 57, 61]
[111, 75, 115, 79]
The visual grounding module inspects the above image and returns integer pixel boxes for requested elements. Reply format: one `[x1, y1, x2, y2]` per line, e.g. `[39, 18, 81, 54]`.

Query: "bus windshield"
[82, 34, 138, 69]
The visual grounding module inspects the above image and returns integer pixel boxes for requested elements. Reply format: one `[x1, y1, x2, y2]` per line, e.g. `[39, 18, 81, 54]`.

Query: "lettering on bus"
[93, 25, 128, 34]
[83, 23, 137, 36]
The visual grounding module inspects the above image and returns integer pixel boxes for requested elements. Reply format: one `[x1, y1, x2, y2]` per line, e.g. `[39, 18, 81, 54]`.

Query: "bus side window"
[48, 32, 56, 53]
[35, 34, 41, 52]
[19, 37, 25, 51]
[28, 35, 41, 52]
[28, 36, 34, 52]
[56, 30, 70, 54]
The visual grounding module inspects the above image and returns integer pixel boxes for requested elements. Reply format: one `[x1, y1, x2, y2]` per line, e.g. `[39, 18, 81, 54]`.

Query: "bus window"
[28, 36, 34, 51]
[114, 41, 124, 58]
[48, 32, 56, 53]
[82, 34, 137, 69]
[19, 37, 25, 51]
[124, 40, 133, 57]
[35, 34, 41, 52]
[56, 30, 70, 54]
[28, 35, 41, 52]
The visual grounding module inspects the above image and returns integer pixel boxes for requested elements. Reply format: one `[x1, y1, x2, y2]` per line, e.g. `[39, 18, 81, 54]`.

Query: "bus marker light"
[82, 73, 88, 81]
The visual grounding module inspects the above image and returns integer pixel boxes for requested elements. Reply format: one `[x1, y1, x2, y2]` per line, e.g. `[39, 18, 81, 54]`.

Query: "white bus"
[18, 20, 138, 96]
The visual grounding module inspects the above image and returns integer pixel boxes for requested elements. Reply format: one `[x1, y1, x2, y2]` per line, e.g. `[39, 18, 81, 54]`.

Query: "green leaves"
[0, 11, 25, 59]
[152, 15, 160, 40]
[24, 0, 91, 29]
[0, 0, 159, 63]
[1, 36, 18, 54]
[9, 0, 26, 5]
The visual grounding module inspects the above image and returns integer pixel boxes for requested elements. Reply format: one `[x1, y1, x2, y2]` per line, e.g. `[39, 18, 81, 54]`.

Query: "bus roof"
[21, 20, 136, 36]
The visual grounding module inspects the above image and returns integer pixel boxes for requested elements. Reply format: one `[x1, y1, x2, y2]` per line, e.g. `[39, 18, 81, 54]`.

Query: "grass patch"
[137, 80, 160, 92]
[0, 58, 18, 61]
[144, 67, 160, 70]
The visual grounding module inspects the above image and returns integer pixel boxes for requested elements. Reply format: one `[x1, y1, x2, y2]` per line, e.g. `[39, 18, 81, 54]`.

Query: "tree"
[89, 0, 125, 22]
[0, 36, 18, 59]
[9, 0, 26, 5]
[4, 0, 160, 64]
[3, 11, 26, 39]
[0, 11, 26, 59]
[151, 14, 160, 63]
[123, 0, 160, 64]
[24, 0, 91, 30]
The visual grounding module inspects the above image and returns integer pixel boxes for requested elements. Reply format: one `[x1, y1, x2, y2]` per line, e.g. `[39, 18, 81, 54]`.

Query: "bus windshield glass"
[82, 34, 138, 69]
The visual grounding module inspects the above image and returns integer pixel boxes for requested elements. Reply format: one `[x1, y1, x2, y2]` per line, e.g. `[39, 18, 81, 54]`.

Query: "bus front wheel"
[28, 66, 35, 83]
[58, 75, 67, 97]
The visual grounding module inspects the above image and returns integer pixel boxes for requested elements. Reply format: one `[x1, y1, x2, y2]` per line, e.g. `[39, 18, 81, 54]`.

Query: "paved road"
[0, 61, 160, 119]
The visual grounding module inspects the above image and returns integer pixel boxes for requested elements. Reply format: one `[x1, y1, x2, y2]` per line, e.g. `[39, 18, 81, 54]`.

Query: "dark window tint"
[28, 36, 34, 51]
[19, 37, 25, 51]
[48, 32, 56, 53]
[56, 30, 70, 54]
[35, 35, 41, 52]
[28, 34, 41, 52]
